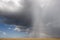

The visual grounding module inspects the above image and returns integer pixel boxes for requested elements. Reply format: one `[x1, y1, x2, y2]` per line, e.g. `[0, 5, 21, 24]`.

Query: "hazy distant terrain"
[0, 38, 60, 40]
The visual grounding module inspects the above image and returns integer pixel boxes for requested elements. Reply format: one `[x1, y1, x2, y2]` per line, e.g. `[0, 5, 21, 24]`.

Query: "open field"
[0, 38, 60, 40]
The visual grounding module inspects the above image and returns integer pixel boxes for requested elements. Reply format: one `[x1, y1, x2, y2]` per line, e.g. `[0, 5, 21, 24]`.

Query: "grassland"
[0, 38, 60, 40]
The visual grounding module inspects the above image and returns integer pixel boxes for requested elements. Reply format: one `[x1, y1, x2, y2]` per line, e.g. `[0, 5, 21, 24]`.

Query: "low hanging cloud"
[8, 27, 11, 30]
[0, 31, 7, 35]
[14, 27, 21, 32]
[3, 32, 6, 35]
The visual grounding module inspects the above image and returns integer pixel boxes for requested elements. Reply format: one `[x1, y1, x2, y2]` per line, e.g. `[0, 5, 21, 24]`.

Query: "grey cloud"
[42, 0, 60, 38]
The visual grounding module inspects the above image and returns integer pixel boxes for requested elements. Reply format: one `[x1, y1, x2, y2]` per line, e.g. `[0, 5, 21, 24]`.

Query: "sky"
[0, 0, 60, 38]
[0, 0, 30, 38]
[0, 18, 28, 38]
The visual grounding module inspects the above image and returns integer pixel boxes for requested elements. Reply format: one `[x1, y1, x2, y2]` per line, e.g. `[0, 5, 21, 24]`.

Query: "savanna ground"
[0, 38, 60, 40]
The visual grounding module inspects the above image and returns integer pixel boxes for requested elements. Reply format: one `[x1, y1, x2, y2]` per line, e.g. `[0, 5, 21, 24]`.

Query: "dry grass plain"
[0, 38, 60, 40]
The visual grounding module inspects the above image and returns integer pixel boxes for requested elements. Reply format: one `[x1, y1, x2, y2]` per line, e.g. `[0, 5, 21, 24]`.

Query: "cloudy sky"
[0, 0, 60, 38]
[0, 0, 29, 38]
[0, 21, 28, 38]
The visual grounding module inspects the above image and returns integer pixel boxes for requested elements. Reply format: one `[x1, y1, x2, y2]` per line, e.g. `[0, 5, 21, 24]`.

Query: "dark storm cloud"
[4, 12, 32, 29]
